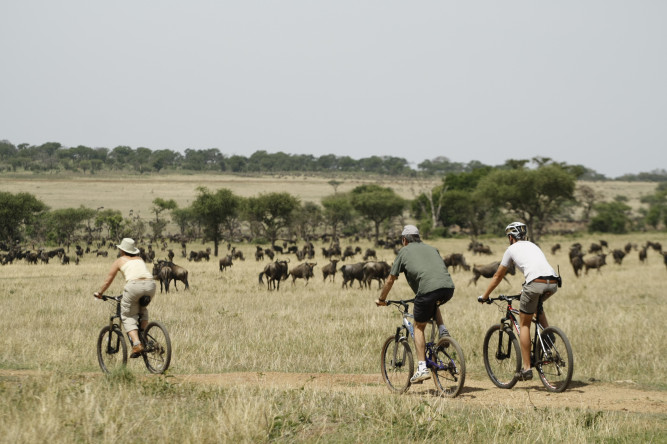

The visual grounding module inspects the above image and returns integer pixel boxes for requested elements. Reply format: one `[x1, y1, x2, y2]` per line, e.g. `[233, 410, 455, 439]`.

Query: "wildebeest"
[663, 252, 667, 270]
[289, 262, 317, 285]
[342, 246, 361, 261]
[219, 255, 233, 272]
[264, 248, 275, 260]
[639, 247, 648, 264]
[611, 249, 626, 265]
[96, 250, 108, 257]
[232, 250, 245, 261]
[255, 246, 264, 261]
[363, 261, 391, 289]
[588, 243, 603, 254]
[340, 262, 366, 288]
[551, 244, 561, 255]
[646, 241, 663, 253]
[322, 259, 340, 282]
[158, 265, 173, 293]
[258, 259, 290, 290]
[61, 255, 70, 265]
[584, 254, 607, 274]
[443, 253, 470, 272]
[154, 260, 190, 290]
[469, 261, 516, 286]
[362, 248, 377, 261]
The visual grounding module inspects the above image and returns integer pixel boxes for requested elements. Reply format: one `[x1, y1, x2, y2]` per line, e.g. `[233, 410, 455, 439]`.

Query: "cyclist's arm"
[376, 274, 397, 306]
[480, 265, 507, 301]
[95, 258, 123, 297]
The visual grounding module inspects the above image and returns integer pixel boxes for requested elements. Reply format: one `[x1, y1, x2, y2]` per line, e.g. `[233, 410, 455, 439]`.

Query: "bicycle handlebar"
[385, 299, 415, 312]
[491, 294, 521, 303]
[99, 294, 121, 302]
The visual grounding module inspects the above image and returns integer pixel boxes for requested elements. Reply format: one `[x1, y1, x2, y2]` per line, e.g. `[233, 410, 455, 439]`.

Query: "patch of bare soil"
[2, 370, 664, 414]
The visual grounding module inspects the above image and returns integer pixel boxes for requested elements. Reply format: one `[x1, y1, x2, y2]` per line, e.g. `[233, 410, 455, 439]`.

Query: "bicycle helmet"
[505, 222, 527, 240]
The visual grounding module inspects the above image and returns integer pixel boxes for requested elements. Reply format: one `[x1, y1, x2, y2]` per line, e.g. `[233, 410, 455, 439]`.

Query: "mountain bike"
[380, 298, 465, 397]
[97, 295, 172, 374]
[481, 294, 573, 392]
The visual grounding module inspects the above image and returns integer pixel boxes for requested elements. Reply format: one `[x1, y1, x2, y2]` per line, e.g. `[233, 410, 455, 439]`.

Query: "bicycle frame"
[494, 294, 549, 367]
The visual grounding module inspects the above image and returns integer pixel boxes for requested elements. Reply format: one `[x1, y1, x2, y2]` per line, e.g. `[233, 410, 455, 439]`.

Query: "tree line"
[4, 139, 665, 181]
[2, 162, 666, 254]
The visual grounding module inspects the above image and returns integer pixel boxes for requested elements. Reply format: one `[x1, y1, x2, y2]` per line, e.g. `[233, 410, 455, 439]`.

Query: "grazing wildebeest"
[663, 252, 667, 270]
[255, 246, 264, 261]
[362, 261, 391, 289]
[342, 246, 361, 261]
[600, 240, 608, 249]
[167, 249, 175, 262]
[570, 255, 584, 277]
[611, 249, 626, 265]
[469, 261, 516, 286]
[272, 244, 283, 254]
[584, 254, 607, 274]
[340, 262, 366, 288]
[443, 253, 470, 272]
[322, 259, 340, 282]
[639, 247, 648, 264]
[264, 248, 275, 260]
[232, 250, 245, 261]
[551, 244, 561, 255]
[259, 259, 290, 290]
[219, 255, 233, 272]
[588, 243, 603, 254]
[646, 241, 663, 253]
[96, 250, 108, 257]
[161, 260, 189, 290]
[61, 255, 70, 265]
[362, 248, 376, 261]
[289, 262, 317, 285]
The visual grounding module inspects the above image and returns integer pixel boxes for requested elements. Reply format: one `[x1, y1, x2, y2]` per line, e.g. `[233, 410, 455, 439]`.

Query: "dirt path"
[2, 369, 664, 414]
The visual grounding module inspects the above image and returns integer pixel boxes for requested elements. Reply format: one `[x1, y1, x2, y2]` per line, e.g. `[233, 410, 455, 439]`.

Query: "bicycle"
[97, 295, 172, 374]
[380, 299, 466, 397]
[481, 294, 573, 392]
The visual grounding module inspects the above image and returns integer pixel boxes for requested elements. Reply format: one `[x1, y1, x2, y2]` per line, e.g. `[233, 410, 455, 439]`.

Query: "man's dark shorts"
[414, 288, 454, 323]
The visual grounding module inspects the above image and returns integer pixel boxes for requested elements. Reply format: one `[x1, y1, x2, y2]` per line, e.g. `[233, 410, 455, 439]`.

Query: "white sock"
[418, 361, 427, 372]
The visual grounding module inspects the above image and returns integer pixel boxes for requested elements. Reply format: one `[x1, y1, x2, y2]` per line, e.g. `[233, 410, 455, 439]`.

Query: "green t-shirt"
[390, 242, 455, 296]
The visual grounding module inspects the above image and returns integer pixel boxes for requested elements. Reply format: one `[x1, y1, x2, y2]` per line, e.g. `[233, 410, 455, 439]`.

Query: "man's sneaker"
[519, 368, 533, 381]
[130, 343, 144, 358]
[410, 368, 431, 384]
[439, 327, 451, 339]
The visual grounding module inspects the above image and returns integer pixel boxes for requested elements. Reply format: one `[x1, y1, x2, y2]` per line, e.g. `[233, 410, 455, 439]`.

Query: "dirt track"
[1, 369, 664, 414]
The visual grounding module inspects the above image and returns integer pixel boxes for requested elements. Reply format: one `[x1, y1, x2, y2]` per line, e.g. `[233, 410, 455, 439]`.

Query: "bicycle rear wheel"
[97, 326, 127, 374]
[431, 337, 466, 397]
[483, 324, 521, 389]
[536, 326, 573, 393]
[142, 321, 172, 374]
[380, 335, 413, 394]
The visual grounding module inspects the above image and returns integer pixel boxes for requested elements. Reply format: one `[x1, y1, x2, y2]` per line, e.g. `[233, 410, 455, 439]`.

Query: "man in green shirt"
[376, 225, 455, 383]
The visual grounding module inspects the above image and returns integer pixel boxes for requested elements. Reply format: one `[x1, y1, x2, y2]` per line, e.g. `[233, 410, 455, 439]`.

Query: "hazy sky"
[1, 1, 665, 178]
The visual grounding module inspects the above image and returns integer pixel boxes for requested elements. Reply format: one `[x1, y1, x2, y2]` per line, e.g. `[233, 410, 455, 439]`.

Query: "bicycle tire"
[431, 337, 466, 397]
[142, 321, 172, 374]
[97, 325, 127, 374]
[536, 326, 573, 393]
[380, 335, 413, 394]
[483, 324, 521, 389]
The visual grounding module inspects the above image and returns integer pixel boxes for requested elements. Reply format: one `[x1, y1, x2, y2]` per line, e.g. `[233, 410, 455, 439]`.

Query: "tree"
[95, 209, 125, 241]
[349, 184, 406, 245]
[575, 184, 599, 223]
[476, 165, 576, 241]
[171, 207, 197, 237]
[244, 192, 300, 246]
[293, 202, 323, 241]
[191, 187, 241, 256]
[0, 191, 48, 244]
[150, 198, 178, 241]
[321, 193, 355, 243]
[589, 201, 633, 233]
[641, 183, 667, 230]
[45, 207, 96, 249]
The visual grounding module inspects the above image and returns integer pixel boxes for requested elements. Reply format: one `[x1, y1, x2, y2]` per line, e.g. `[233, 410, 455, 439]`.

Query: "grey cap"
[401, 225, 419, 236]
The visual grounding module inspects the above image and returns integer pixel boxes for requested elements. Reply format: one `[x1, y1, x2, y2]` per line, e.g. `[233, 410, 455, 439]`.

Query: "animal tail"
[259, 272, 264, 284]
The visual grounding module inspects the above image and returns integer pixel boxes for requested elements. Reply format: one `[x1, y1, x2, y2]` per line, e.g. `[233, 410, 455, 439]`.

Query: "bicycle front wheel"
[97, 326, 127, 374]
[380, 335, 413, 394]
[536, 326, 573, 393]
[431, 337, 466, 397]
[142, 321, 172, 374]
[483, 324, 521, 389]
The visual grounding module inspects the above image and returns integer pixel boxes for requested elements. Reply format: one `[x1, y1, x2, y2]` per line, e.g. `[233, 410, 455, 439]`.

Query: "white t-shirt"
[500, 241, 556, 283]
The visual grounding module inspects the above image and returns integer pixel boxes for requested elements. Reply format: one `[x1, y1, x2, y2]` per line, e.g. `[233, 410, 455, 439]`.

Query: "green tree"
[95, 209, 125, 241]
[321, 193, 354, 243]
[191, 187, 241, 256]
[293, 201, 323, 241]
[45, 206, 96, 249]
[641, 183, 667, 230]
[245, 192, 300, 246]
[476, 165, 576, 241]
[0, 191, 48, 243]
[589, 201, 633, 233]
[349, 184, 405, 245]
[149, 198, 178, 241]
[172, 207, 197, 237]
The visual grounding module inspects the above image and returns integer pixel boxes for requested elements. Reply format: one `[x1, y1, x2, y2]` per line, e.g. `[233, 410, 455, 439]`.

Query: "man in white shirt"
[478, 222, 559, 381]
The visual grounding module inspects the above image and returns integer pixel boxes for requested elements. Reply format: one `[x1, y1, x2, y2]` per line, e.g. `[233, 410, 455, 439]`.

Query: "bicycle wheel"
[431, 337, 466, 397]
[142, 321, 172, 374]
[536, 326, 573, 393]
[97, 326, 127, 374]
[380, 335, 413, 394]
[483, 324, 521, 389]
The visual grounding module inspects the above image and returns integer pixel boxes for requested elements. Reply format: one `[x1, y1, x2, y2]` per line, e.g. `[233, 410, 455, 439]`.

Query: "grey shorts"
[520, 281, 557, 314]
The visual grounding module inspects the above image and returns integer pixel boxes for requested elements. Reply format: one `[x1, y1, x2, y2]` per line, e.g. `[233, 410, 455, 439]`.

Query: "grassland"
[0, 174, 666, 442]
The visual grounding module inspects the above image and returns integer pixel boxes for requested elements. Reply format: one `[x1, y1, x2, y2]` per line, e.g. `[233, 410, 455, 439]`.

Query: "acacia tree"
[45, 206, 96, 249]
[321, 193, 355, 243]
[150, 198, 178, 241]
[292, 202, 323, 241]
[349, 184, 406, 245]
[0, 191, 48, 244]
[95, 209, 125, 241]
[476, 164, 576, 241]
[191, 187, 241, 256]
[244, 192, 300, 246]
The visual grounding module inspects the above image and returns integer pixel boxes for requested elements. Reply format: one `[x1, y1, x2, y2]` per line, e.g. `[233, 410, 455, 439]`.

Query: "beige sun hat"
[401, 225, 419, 236]
[117, 238, 140, 255]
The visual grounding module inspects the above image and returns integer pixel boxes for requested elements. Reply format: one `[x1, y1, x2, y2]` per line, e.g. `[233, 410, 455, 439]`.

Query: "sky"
[1, 1, 665, 178]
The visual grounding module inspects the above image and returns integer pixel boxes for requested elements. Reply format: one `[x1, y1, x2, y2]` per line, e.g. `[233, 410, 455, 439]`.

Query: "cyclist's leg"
[519, 283, 542, 372]
[435, 288, 454, 336]
[518, 312, 532, 371]
[413, 321, 427, 362]
[537, 284, 557, 328]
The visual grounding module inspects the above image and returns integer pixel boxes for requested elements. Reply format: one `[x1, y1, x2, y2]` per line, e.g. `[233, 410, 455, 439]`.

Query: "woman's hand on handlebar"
[94, 292, 102, 299]
[375, 299, 387, 307]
